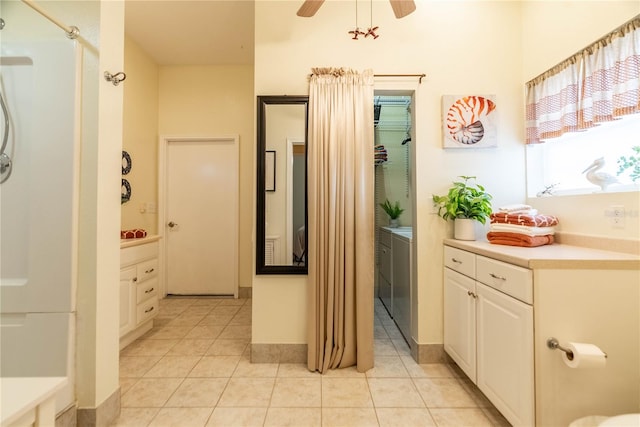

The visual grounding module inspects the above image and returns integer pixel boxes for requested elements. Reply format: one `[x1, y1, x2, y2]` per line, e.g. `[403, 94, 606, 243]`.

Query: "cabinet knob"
[168, 221, 178, 228]
[467, 290, 477, 299]
[145, 287, 154, 294]
[145, 268, 155, 274]
[489, 273, 507, 281]
[451, 258, 462, 264]
[133, 277, 138, 282]
[145, 306, 155, 314]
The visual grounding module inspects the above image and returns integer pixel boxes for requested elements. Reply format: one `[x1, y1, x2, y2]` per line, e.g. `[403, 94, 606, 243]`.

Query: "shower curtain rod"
[309, 73, 426, 83]
[374, 74, 426, 83]
[21, 0, 79, 39]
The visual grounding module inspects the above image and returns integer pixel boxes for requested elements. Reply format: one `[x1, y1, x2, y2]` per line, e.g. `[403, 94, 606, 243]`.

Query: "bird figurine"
[582, 157, 620, 191]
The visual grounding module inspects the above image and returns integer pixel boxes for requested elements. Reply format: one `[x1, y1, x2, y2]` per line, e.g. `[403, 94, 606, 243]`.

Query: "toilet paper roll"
[562, 342, 607, 369]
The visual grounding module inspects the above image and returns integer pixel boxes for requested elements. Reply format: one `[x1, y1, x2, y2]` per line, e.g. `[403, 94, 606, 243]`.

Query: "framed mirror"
[256, 96, 308, 274]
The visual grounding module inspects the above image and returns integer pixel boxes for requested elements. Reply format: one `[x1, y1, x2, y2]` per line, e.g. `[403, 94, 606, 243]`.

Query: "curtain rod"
[374, 74, 426, 83]
[309, 73, 426, 83]
[21, 0, 79, 39]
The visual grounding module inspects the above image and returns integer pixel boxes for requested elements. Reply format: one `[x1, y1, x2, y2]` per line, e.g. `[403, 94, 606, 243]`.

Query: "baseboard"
[56, 403, 77, 427]
[76, 387, 120, 427]
[251, 343, 307, 363]
[410, 339, 447, 364]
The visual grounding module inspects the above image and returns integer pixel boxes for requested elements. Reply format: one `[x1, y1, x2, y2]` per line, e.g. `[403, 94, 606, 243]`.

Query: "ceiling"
[124, 0, 255, 66]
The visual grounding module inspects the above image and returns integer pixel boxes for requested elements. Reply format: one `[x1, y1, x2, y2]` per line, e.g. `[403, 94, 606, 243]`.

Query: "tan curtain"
[525, 14, 640, 144]
[307, 67, 375, 374]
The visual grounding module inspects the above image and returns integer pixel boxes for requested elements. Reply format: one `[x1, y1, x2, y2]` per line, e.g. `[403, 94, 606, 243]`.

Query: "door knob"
[168, 221, 178, 228]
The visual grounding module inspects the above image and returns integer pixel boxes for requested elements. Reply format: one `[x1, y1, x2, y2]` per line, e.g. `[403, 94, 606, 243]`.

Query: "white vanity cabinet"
[444, 245, 534, 427]
[120, 238, 160, 349]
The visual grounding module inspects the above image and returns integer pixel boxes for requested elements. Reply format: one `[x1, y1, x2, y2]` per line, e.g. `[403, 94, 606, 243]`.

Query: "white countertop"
[444, 238, 640, 270]
[120, 234, 161, 249]
[1, 377, 67, 426]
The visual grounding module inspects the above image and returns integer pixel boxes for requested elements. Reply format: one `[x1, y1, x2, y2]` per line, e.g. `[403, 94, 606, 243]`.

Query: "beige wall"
[254, 0, 527, 345]
[158, 65, 254, 289]
[122, 36, 159, 235]
[253, 1, 640, 347]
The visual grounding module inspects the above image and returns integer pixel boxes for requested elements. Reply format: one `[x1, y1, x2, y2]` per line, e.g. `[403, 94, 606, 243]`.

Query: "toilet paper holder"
[547, 337, 607, 360]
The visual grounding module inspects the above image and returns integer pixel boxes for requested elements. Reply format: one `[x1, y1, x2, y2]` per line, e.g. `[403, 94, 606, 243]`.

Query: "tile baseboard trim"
[56, 403, 77, 427]
[238, 287, 252, 299]
[411, 340, 447, 364]
[251, 343, 307, 363]
[76, 387, 120, 427]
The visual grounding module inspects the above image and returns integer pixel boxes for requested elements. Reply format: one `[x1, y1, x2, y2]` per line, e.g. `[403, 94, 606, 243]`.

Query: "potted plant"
[616, 146, 640, 183]
[432, 176, 493, 240]
[379, 199, 405, 228]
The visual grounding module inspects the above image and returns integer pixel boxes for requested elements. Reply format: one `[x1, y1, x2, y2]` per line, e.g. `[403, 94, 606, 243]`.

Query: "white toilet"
[570, 413, 640, 427]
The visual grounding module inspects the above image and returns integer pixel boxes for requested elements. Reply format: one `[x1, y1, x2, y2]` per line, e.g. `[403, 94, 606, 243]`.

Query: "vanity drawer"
[136, 277, 158, 303]
[137, 297, 158, 324]
[444, 246, 475, 278]
[136, 258, 158, 283]
[476, 255, 532, 304]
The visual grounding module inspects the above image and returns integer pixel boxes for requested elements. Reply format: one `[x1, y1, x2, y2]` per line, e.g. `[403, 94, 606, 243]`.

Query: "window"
[525, 15, 639, 197]
[526, 113, 639, 197]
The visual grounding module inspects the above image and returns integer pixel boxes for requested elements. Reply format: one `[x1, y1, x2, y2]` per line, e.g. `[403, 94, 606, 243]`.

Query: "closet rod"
[21, 0, 79, 39]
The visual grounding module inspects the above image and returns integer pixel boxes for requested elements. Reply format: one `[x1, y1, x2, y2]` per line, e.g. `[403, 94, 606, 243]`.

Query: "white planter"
[454, 218, 476, 241]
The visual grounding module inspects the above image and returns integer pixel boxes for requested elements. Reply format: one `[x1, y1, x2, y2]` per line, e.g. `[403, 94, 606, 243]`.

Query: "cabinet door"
[119, 266, 137, 336]
[444, 268, 476, 381]
[476, 283, 534, 427]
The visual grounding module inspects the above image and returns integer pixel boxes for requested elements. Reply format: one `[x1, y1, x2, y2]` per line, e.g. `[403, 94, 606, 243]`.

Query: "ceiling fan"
[297, 0, 416, 19]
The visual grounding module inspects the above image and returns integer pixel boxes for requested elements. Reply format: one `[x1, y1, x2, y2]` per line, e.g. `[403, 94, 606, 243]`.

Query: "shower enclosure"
[1, 1, 82, 416]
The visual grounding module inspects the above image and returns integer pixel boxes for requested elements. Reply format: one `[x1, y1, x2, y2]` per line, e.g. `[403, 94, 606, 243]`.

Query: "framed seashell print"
[442, 95, 497, 148]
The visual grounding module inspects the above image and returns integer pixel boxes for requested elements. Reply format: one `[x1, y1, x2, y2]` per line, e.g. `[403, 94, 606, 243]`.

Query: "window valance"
[525, 15, 640, 144]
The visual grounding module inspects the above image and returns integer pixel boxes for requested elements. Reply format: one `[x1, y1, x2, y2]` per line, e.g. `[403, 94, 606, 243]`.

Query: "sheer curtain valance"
[525, 15, 640, 144]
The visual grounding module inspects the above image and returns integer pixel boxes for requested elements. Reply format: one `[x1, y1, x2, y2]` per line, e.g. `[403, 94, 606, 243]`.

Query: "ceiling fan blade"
[297, 0, 325, 17]
[389, 0, 416, 18]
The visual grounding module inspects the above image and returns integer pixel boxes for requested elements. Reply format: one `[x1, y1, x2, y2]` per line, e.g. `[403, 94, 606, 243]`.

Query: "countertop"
[444, 238, 640, 270]
[120, 234, 161, 249]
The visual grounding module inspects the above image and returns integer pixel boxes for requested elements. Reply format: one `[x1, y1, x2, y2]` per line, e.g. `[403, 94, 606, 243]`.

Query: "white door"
[165, 137, 238, 296]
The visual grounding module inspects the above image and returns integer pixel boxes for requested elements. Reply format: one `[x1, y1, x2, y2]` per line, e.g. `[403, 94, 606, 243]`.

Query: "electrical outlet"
[611, 205, 625, 228]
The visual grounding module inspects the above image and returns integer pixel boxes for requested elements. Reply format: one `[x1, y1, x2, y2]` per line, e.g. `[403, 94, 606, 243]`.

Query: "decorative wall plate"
[121, 178, 131, 204]
[122, 150, 132, 175]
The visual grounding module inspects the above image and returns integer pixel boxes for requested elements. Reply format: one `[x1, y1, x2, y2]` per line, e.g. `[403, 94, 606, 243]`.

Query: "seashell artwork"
[442, 95, 497, 148]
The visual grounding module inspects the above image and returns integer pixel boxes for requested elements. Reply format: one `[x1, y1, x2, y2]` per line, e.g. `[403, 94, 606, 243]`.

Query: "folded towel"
[121, 229, 147, 239]
[487, 231, 554, 247]
[489, 223, 555, 236]
[490, 212, 559, 227]
[498, 204, 532, 212]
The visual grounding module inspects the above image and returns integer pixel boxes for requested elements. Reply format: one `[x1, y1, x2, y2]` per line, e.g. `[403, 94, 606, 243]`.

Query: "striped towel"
[490, 212, 559, 227]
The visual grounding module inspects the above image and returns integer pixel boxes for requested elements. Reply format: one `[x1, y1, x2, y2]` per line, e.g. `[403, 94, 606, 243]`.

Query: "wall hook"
[104, 71, 126, 86]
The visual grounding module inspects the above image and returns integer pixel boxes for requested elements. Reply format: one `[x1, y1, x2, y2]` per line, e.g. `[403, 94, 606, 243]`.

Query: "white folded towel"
[489, 223, 555, 236]
[498, 204, 532, 212]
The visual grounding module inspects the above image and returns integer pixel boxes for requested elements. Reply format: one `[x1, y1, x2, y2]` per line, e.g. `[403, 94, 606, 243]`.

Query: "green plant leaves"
[432, 176, 493, 224]
[379, 199, 405, 219]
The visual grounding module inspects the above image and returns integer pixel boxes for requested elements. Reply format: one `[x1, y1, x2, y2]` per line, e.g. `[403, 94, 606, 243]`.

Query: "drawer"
[136, 277, 158, 303]
[379, 227, 392, 247]
[476, 255, 533, 304]
[136, 258, 158, 283]
[137, 297, 159, 324]
[444, 246, 475, 278]
[379, 243, 392, 283]
[121, 241, 159, 267]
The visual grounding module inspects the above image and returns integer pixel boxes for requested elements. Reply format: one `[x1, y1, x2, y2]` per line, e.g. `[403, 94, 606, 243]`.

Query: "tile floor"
[111, 297, 511, 427]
